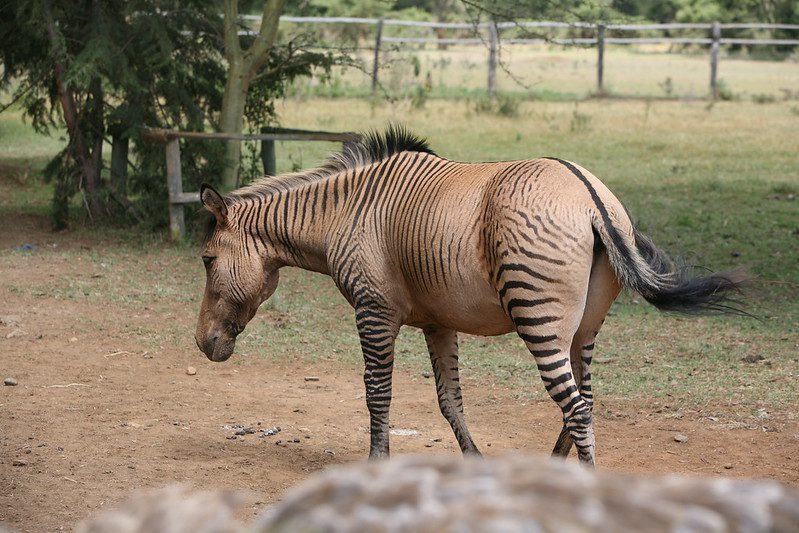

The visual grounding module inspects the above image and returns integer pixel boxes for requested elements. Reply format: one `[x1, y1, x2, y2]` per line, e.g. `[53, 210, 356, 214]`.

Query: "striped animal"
[194, 126, 744, 466]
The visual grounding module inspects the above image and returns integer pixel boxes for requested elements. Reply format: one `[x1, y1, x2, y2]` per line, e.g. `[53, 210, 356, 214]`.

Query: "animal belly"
[408, 286, 515, 336]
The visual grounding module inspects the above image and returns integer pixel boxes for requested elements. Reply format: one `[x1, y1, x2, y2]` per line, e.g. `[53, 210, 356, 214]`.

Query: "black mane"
[348, 124, 436, 164]
[230, 124, 437, 200]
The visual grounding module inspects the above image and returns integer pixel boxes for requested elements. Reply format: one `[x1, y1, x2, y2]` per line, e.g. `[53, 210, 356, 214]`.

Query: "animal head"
[194, 184, 279, 362]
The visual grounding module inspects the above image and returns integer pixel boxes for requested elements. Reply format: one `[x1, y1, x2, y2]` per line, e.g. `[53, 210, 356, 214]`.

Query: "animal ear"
[200, 183, 228, 223]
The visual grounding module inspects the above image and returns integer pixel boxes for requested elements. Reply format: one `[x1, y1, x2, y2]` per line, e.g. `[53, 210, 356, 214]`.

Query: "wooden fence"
[244, 16, 799, 99]
[141, 127, 359, 240]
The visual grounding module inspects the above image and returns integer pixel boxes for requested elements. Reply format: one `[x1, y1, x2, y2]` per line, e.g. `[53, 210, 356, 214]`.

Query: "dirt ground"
[1, 214, 798, 533]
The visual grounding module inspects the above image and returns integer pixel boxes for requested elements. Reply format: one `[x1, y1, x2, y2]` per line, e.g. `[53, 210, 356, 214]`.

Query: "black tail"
[631, 230, 749, 315]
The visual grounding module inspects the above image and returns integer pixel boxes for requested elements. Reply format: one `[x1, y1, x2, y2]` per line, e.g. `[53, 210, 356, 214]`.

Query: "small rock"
[421, 371, 432, 379]
[724, 463, 734, 469]
[324, 449, 335, 455]
[5, 330, 24, 339]
[304, 376, 320, 382]
[13, 459, 27, 466]
[292, 438, 300, 443]
[756, 408, 769, 419]
[260, 426, 281, 437]
[69, 337, 78, 343]
[186, 366, 197, 376]
[4, 377, 18, 386]
[430, 437, 442, 442]
[673, 433, 689, 443]
[741, 354, 765, 364]
[730, 251, 741, 258]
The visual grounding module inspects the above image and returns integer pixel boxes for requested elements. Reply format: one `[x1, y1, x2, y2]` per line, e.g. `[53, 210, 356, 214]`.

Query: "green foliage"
[1, 1, 346, 229]
[716, 78, 735, 100]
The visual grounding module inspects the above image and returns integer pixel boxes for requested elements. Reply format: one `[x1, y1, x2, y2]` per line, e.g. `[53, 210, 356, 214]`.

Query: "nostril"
[211, 333, 219, 342]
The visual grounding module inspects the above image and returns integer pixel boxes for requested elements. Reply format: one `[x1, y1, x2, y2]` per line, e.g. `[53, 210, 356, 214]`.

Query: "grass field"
[1, 95, 797, 423]
[292, 43, 799, 101]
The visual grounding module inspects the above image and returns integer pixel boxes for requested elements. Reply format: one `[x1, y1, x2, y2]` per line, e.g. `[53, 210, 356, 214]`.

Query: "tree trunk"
[219, 63, 248, 189]
[43, 0, 104, 223]
[85, 75, 104, 220]
[218, 0, 286, 190]
[110, 126, 129, 198]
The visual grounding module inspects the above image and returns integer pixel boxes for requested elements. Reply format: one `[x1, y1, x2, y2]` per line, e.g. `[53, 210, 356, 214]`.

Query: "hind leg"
[551, 250, 621, 458]
[497, 254, 597, 465]
[423, 326, 480, 455]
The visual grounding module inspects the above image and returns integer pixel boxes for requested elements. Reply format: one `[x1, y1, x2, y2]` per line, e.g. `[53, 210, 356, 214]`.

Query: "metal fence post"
[710, 21, 721, 98]
[372, 18, 384, 96]
[597, 23, 606, 94]
[165, 138, 185, 241]
[488, 20, 498, 100]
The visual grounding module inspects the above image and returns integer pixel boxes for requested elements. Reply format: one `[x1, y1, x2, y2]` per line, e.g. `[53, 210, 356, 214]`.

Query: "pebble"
[304, 376, 320, 382]
[260, 426, 281, 437]
[13, 459, 27, 466]
[674, 433, 689, 443]
[4, 377, 18, 386]
[69, 337, 78, 343]
[324, 449, 335, 455]
[724, 463, 734, 469]
[186, 366, 197, 376]
[421, 371, 432, 378]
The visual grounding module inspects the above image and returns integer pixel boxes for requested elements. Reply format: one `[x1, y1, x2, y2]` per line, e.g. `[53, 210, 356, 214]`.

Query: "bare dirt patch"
[1, 216, 797, 532]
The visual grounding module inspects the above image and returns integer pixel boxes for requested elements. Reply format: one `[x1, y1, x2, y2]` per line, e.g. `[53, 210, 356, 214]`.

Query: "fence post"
[488, 20, 498, 100]
[372, 18, 384, 96]
[165, 138, 185, 241]
[261, 139, 276, 176]
[597, 23, 606, 94]
[710, 21, 721, 98]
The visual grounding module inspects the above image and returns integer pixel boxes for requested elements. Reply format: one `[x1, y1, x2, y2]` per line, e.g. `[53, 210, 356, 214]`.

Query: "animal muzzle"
[195, 329, 236, 362]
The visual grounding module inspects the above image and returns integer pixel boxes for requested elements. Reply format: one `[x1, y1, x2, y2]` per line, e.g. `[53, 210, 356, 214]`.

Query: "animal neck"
[237, 170, 352, 275]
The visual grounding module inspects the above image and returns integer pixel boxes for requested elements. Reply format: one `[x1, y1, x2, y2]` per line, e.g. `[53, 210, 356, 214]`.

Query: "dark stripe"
[543, 157, 633, 264]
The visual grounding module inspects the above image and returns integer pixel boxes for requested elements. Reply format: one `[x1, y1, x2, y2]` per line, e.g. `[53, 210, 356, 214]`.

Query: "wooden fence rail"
[141, 127, 359, 241]
[244, 16, 799, 98]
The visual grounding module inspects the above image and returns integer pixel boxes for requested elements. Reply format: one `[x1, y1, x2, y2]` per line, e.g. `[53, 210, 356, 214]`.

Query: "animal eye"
[202, 256, 216, 267]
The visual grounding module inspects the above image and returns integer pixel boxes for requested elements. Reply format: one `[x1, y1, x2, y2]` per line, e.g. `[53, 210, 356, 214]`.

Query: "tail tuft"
[632, 231, 750, 316]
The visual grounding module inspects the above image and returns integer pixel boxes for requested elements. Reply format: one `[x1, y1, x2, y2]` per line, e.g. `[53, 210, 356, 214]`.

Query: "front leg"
[423, 326, 481, 456]
[356, 305, 400, 459]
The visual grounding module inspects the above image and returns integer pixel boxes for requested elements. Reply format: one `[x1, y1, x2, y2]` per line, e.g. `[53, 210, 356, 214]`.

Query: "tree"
[219, 0, 287, 189]
[2, 0, 340, 229]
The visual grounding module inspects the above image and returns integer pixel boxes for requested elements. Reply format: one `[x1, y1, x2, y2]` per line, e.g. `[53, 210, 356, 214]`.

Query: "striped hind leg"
[423, 326, 481, 456]
[552, 250, 621, 458]
[498, 259, 596, 465]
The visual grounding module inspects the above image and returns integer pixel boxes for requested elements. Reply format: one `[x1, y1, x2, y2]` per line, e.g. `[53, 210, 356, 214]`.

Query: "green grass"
[290, 43, 799, 101]
[1, 96, 797, 423]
